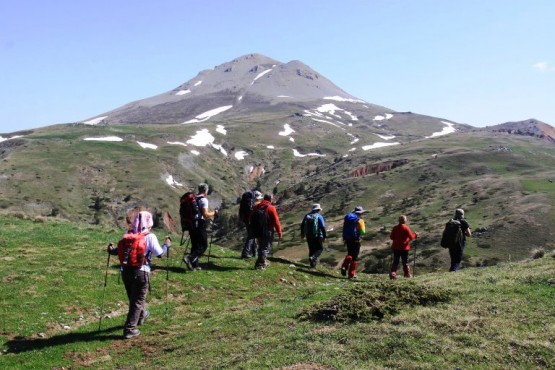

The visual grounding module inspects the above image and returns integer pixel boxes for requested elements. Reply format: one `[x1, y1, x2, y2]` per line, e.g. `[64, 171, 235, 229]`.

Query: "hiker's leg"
[312, 238, 324, 260]
[401, 251, 411, 277]
[348, 241, 361, 278]
[189, 226, 208, 267]
[256, 236, 271, 267]
[390, 250, 400, 279]
[449, 245, 463, 271]
[123, 270, 149, 332]
[242, 224, 254, 258]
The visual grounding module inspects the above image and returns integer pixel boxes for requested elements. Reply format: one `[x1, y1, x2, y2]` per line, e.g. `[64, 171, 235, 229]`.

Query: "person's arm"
[148, 234, 171, 258]
[269, 206, 283, 238]
[319, 215, 327, 240]
[300, 215, 306, 239]
[357, 219, 366, 238]
[462, 220, 472, 237]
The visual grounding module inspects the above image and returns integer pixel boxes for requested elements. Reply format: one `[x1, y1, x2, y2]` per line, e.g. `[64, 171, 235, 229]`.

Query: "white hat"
[353, 206, 366, 214]
[254, 190, 263, 200]
[311, 203, 322, 211]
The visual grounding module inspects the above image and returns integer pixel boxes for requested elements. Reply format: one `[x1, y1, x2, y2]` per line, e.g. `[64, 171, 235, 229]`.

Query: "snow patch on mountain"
[362, 142, 400, 150]
[293, 149, 326, 158]
[235, 151, 248, 160]
[426, 121, 456, 138]
[190, 150, 200, 156]
[373, 113, 394, 121]
[83, 116, 108, 125]
[375, 134, 396, 140]
[323, 96, 366, 104]
[167, 141, 187, 147]
[83, 136, 123, 142]
[175, 89, 191, 96]
[164, 174, 183, 188]
[279, 124, 295, 136]
[137, 142, 158, 150]
[194, 81, 202, 86]
[0, 135, 23, 142]
[251, 68, 273, 85]
[216, 125, 227, 135]
[183, 105, 233, 124]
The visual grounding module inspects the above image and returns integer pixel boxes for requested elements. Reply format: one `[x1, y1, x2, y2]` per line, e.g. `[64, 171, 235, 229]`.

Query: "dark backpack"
[179, 192, 202, 232]
[304, 213, 320, 239]
[117, 232, 147, 268]
[239, 190, 256, 222]
[251, 203, 270, 238]
[441, 219, 463, 249]
[343, 213, 360, 242]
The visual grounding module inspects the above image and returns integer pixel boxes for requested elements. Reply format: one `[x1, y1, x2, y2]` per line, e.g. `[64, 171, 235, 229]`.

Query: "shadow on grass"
[5, 326, 123, 354]
[268, 257, 345, 280]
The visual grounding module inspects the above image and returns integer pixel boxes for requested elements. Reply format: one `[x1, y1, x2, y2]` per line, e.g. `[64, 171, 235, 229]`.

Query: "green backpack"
[441, 219, 463, 249]
[304, 213, 320, 238]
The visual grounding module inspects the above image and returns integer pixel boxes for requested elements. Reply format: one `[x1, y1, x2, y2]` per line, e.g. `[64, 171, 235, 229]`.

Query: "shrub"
[530, 248, 545, 259]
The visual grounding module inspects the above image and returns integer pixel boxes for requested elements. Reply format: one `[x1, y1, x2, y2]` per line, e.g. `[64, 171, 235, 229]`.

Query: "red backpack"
[117, 232, 147, 268]
[179, 192, 202, 232]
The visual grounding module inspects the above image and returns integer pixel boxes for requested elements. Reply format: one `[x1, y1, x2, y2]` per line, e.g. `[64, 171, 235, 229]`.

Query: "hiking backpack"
[441, 219, 463, 249]
[239, 190, 256, 222]
[304, 213, 321, 239]
[117, 232, 147, 268]
[251, 203, 270, 238]
[179, 192, 202, 232]
[342, 213, 360, 242]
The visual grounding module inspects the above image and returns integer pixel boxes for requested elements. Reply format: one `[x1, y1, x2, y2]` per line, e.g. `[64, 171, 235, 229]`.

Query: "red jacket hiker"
[251, 199, 283, 238]
[390, 223, 417, 251]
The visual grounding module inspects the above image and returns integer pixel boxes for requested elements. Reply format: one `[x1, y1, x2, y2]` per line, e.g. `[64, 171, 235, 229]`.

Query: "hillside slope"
[1, 216, 554, 369]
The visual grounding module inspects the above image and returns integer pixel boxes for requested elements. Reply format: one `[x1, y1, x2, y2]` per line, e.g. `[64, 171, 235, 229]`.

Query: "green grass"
[1, 216, 554, 369]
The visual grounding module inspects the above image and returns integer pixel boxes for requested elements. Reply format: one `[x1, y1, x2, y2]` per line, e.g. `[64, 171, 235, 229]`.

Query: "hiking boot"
[183, 255, 194, 270]
[403, 266, 412, 278]
[138, 310, 149, 326]
[241, 254, 252, 259]
[308, 257, 316, 268]
[389, 272, 397, 280]
[123, 329, 140, 339]
[340, 267, 347, 277]
[194, 266, 202, 271]
[348, 275, 357, 281]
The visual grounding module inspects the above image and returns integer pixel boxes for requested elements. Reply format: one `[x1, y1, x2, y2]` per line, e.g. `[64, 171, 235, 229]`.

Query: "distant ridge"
[485, 119, 555, 143]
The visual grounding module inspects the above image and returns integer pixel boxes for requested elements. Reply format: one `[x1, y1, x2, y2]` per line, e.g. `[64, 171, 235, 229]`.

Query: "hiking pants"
[255, 231, 274, 264]
[241, 223, 257, 258]
[189, 222, 208, 268]
[346, 240, 361, 261]
[307, 237, 324, 261]
[122, 268, 149, 332]
[449, 243, 465, 271]
[392, 250, 409, 268]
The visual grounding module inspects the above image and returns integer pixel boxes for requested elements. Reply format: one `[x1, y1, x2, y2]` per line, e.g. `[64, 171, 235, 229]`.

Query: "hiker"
[250, 193, 282, 270]
[444, 208, 472, 271]
[389, 215, 418, 279]
[107, 210, 171, 339]
[183, 183, 218, 271]
[300, 203, 327, 268]
[340, 206, 366, 279]
[239, 190, 263, 259]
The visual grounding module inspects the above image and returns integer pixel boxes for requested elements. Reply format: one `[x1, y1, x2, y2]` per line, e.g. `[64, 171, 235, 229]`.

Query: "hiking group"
[105, 182, 471, 339]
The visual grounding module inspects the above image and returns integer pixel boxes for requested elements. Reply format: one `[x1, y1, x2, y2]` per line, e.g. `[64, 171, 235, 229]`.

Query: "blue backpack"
[342, 213, 360, 242]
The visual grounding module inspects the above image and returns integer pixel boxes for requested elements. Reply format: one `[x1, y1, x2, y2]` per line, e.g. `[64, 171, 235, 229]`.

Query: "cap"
[353, 206, 366, 214]
[454, 208, 464, 218]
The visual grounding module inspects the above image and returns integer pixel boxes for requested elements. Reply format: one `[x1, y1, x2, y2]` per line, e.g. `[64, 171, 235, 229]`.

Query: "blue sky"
[1, 0, 553, 133]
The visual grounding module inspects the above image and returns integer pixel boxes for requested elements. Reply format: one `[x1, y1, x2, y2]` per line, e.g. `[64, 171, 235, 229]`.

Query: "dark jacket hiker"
[300, 203, 327, 268]
[340, 206, 366, 279]
[442, 208, 471, 271]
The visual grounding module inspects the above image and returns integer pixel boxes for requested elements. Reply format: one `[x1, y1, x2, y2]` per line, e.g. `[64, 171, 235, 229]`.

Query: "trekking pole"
[180, 230, 185, 246]
[207, 214, 219, 265]
[165, 237, 170, 321]
[412, 238, 417, 275]
[98, 243, 112, 332]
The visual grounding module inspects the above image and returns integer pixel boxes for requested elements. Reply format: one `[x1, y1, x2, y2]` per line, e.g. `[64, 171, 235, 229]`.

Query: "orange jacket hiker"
[390, 221, 417, 251]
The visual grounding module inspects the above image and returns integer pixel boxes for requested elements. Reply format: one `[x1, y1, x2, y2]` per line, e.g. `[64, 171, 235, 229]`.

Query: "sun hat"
[254, 190, 263, 200]
[312, 203, 322, 211]
[353, 206, 366, 214]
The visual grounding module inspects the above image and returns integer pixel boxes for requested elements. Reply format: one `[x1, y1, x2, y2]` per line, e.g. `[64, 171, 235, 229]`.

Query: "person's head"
[254, 190, 263, 201]
[311, 203, 322, 212]
[398, 215, 407, 224]
[353, 206, 366, 215]
[454, 208, 464, 219]
[198, 183, 209, 194]
[134, 211, 153, 233]
[263, 193, 273, 202]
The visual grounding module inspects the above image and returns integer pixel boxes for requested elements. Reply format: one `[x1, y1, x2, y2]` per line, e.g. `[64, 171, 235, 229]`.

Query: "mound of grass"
[299, 281, 450, 322]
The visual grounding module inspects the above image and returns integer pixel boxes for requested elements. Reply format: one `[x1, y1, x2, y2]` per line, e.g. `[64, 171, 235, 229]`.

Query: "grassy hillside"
[1, 217, 554, 369]
[0, 122, 554, 272]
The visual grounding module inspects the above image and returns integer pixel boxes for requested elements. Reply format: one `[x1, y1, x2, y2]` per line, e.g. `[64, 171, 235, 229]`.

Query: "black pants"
[241, 223, 257, 257]
[189, 222, 208, 268]
[307, 237, 323, 260]
[256, 231, 274, 264]
[346, 240, 361, 261]
[449, 243, 465, 271]
[392, 250, 409, 266]
[122, 268, 149, 333]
